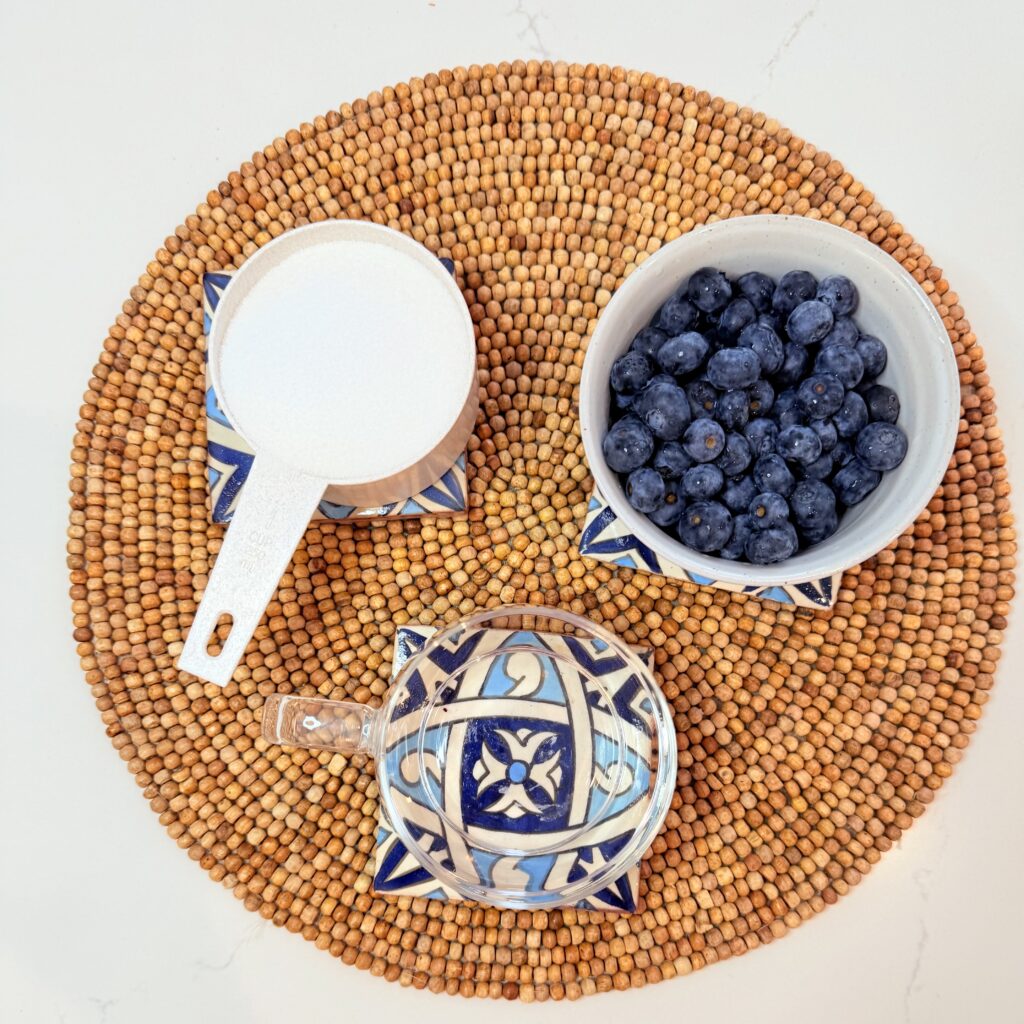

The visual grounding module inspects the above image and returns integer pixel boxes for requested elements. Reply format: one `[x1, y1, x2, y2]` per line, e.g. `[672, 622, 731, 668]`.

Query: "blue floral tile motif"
[201, 269, 468, 525]
[579, 488, 841, 609]
[373, 626, 655, 912]
[462, 717, 574, 831]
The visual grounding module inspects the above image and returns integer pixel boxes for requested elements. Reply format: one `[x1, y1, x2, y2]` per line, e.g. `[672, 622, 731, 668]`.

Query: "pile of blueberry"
[602, 267, 908, 564]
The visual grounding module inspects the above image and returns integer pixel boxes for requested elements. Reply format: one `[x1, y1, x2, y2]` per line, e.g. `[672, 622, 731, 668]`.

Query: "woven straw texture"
[67, 62, 1015, 1002]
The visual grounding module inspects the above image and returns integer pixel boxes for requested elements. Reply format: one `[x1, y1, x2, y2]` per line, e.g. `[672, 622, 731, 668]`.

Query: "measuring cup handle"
[261, 694, 378, 755]
[177, 453, 326, 687]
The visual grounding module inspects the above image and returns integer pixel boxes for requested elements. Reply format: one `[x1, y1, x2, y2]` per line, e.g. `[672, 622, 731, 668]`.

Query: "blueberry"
[678, 500, 733, 552]
[610, 351, 653, 395]
[797, 373, 845, 419]
[758, 311, 784, 333]
[716, 389, 750, 430]
[744, 417, 779, 457]
[772, 270, 817, 318]
[634, 379, 691, 439]
[707, 347, 761, 389]
[683, 464, 725, 499]
[682, 417, 726, 462]
[816, 274, 859, 316]
[810, 418, 837, 452]
[657, 331, 708, 376]
[832, 439, 855, 468]
[652, 441, 692, 480]
[603, 415, 654, 473]
[815, 345, 864, 389]
[862, 383, 901, 423]
[786, 299, 834, 345]
[745, 523, 799, 564]
[719, 297, 758, 336]
[833, 390, 868, 438]
[612, 390, 636, 414]
[856, 335, 888, 379]
[749, 491, 790, 529]
[791, 479, 836, 532]
[773, 388, 805, 427]
[722, 474, 758, 513]
[833, 458, 881, 506]
[747, 380, 775, 417]
[753, 454, 795, 497]
[777, 424, 823, 465]
[719, 432, 753, 478]
[685, 379, 719, 419]
[773, 342, 810, 388]
[687, 267, 733, 313]
[656, 292, 700, 334]
[820, 315, 860, 348]
[737, 271, 775, 313]
[629, 326, 669, 361]
[720, 513, 756, 560]
[855, 421, 909, 471]
[800, 451, 834, 480]
[645, 372, 677, 389]
[625, 467, 665, 513]
[702, 325, 732, 356]
[649, 490, 685, 529]
[737, 322, 784, 375]
[800, 509, 839, 545]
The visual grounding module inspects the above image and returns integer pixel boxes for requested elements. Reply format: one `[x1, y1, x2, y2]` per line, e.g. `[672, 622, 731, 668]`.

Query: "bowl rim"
[580, 215, 961, 587]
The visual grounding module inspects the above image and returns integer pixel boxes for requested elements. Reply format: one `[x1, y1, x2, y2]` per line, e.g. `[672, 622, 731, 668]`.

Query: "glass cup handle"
[261, 694, 377, 755]
[177, 453, 326, 687]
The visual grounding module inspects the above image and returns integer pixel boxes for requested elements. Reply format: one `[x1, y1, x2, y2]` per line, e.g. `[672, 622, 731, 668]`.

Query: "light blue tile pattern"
[373, 625, 657, 912]
[579, 489, 841, 609]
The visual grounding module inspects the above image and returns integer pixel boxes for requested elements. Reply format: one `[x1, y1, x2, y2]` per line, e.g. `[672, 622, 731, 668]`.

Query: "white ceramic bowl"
[580, 216, 961, 586]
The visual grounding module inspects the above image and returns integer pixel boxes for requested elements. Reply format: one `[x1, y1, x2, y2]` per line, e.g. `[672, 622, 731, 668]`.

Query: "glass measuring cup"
[262, 606, 677, 909]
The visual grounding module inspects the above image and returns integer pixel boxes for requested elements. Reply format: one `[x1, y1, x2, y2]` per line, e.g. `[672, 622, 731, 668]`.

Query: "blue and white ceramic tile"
[201, 266, 468, 525]
[579, 487, 841, 609]
[373, 625, 656, 912]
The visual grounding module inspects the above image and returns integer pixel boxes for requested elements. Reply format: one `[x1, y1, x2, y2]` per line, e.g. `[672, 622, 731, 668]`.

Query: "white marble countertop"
[2, 1, 1023, 1021]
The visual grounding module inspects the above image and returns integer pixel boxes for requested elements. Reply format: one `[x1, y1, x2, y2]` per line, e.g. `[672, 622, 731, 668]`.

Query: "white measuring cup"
[178, 221, 478, 686]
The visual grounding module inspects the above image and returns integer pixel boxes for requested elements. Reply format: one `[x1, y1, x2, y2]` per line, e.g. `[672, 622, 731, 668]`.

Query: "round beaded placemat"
[67, 61, 1015, 1001]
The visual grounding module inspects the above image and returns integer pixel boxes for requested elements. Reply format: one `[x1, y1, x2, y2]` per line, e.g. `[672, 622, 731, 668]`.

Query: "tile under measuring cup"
[202, 266, 469, 526]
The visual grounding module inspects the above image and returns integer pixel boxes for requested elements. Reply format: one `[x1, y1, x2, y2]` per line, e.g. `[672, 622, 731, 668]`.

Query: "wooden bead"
[66, 61, 1015, 1001]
